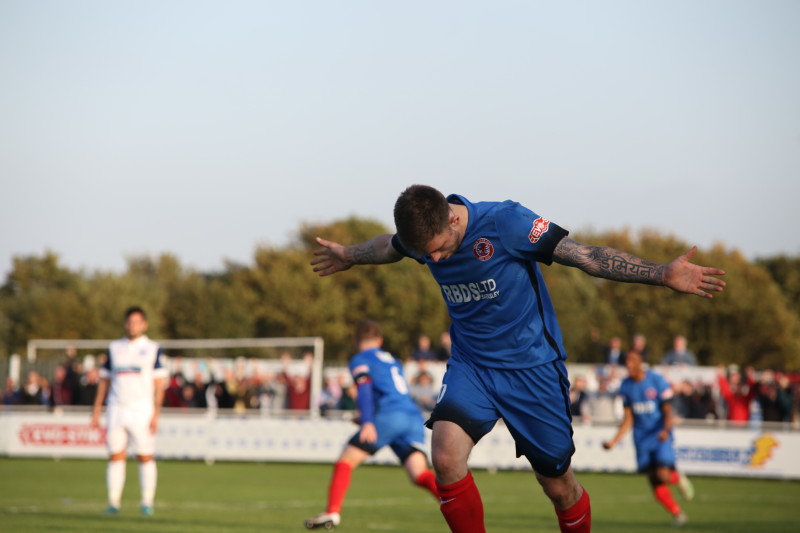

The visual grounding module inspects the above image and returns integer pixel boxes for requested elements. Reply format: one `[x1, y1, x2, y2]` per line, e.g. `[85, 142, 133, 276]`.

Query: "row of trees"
[1, 217, 799, 369]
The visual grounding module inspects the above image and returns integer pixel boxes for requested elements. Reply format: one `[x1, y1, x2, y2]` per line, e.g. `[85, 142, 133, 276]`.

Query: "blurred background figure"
[280, 352, 313, 411]
[319, 373, 344, 416]
[77, 367, 101, 406]
[661, 335, 698, 366]
[410, 334, 436, 362]
[630, 333, 649, 363]
[3, 377, 20, 405]
[755, 371, 793, 423]
[605, 336, 625, 366]
[590, 375, 622, 424]
[336, 382, 357, 412]
[50, 365, 73, 407]
[717, 365, 756, 424]
[570, 375, 591, 424]
[409, 368, 438, 413]
[437, 331, 452, 362]
[672, 380, 695, 420]
[20, 370, 47, 405]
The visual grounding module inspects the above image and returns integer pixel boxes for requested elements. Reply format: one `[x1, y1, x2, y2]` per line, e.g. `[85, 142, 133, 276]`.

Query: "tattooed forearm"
[599, 253, 665, 284]
[352, 242, 379, 264]
[350, 234, 403, 265]
[553, 237, 666, 285]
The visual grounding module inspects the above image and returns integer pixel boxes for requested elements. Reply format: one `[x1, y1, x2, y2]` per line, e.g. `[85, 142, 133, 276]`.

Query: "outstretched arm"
[603, 407, 634, 450]
[553, 237, 726, 298]
[310, 234, 403, 276]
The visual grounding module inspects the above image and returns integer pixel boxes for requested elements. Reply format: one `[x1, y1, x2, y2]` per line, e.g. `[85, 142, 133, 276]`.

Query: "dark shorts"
[426, 357, 575, 477]
[348, 409, 427, 464]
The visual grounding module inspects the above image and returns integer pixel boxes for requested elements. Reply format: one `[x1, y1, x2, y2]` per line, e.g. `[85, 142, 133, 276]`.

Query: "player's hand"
[149, 415, 159, 435]
[358, 422, 378, 444]
[310, 238, 353, 276]
[90, 410, 101, 428]
[658, 430, 669, 442]
[602, 441, 614, 450]
[663, 246, 726, 298]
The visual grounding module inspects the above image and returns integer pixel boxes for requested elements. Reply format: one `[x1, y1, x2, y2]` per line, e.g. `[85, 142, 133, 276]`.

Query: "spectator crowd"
[570, 333, 800, 426]
[4, 331, 799, 427]
[3, 348, 99, 408]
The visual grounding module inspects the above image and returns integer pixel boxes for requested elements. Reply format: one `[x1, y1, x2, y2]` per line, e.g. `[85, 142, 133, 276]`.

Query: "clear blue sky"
[2, 1, 798, 276]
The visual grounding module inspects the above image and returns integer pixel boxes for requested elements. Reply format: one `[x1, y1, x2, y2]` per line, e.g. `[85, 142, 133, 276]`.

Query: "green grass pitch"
[1, 457, 798, 532]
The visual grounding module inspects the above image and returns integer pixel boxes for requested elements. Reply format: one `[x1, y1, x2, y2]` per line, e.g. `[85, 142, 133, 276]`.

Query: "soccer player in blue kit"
[603, 350, 695, 526]
[310, 185, 725, 532]
[305, 319, 439, 530]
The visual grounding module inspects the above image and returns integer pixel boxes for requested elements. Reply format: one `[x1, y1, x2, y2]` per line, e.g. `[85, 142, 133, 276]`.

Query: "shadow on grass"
[597, 518, 800, 533]
[2, 509, 285, 533]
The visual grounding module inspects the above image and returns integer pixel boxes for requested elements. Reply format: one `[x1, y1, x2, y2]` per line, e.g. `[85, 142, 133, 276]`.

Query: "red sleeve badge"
[529, 217, 550, 243]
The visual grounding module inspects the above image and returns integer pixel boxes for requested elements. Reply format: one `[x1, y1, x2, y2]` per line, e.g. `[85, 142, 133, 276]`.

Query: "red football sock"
[326, 461, 353, 514]
[554, 488, 591, 532]
[415, 470, 440, 500]
[653, 484, 681, 515]
[669, 470, 680, 485]
[437, 471, 485, 533]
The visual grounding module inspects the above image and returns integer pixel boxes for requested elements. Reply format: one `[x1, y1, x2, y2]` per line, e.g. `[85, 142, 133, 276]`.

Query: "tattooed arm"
[552, 237, 726, 298]
[311, 234, 403, 276]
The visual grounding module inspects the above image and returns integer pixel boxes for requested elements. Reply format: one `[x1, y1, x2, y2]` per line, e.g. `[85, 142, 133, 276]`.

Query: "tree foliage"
[1, 222, 798, 369]
[757, 255, 800, 317]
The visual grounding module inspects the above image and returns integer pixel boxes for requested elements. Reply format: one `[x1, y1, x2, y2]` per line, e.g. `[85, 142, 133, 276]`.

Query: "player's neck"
[358, 339, 381, 351]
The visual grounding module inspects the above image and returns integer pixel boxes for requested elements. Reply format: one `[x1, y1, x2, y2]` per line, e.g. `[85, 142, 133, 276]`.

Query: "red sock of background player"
[669, 470, 680, 485]
[653, 484, 681, 515]
[415, 470, 439, 500]
[437, 471, 485, 533]
[326, 461, 353, 514]
[554, 488, 591, 532]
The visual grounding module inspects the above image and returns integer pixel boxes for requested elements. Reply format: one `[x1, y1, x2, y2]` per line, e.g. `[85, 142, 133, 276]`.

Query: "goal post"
[25, 337, 326, 417]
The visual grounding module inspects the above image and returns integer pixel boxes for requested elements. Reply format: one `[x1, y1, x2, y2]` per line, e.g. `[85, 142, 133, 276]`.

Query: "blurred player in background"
[305, 319, 438, 530]
[311, 184, 725, 533]
[603, 350, 695, 526]
[91, 306, 167, 516]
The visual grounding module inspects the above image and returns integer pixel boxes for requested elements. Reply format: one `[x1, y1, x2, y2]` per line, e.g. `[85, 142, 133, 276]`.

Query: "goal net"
[24, 337, 325, 417]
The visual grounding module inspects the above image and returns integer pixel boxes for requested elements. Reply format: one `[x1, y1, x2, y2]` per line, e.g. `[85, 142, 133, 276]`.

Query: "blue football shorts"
[348, 408, 427, 463]
[425, 357, 575, 477]
[634, 434, 676, 472]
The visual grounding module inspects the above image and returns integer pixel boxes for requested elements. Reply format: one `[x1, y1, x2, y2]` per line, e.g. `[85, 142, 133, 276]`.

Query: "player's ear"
[449, 210, 459, 226]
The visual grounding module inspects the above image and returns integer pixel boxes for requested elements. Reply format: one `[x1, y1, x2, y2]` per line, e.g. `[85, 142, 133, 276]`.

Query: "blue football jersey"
[619, 370, 674, 443]
[349, 348, 419, 415]
[394, 194, 569, 369]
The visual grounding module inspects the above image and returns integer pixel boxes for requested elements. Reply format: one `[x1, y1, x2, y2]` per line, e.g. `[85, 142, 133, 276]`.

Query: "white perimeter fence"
[1, 408, 798, 480]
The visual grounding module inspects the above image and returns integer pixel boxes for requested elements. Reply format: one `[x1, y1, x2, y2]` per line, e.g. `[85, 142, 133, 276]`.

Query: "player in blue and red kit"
[603, 350, 695, 526]
[311, 185, 725, 532]
[305, 319, 438, 530]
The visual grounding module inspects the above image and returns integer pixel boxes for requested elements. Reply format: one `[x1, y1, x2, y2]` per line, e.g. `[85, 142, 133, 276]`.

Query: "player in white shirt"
[91, 306, 168, 516]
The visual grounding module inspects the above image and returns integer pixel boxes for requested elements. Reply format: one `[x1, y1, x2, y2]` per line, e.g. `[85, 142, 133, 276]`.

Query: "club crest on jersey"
[646, 388, 658, 399]
[529, 217, 550, 243]
[472, 238, 494, 261]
